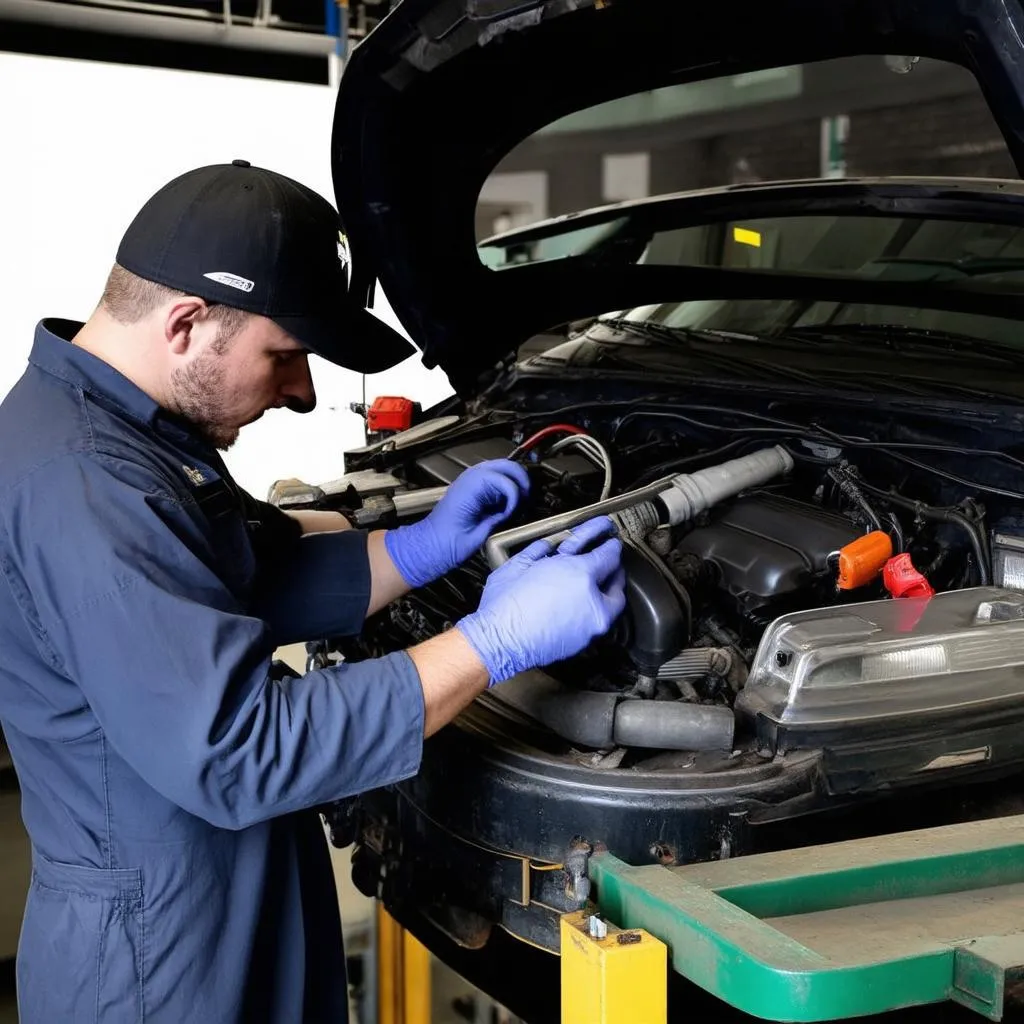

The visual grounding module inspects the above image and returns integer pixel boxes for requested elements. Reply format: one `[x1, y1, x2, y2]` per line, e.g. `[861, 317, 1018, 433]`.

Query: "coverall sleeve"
[238, 491, 376, 646]
[4, 454, 425, 830]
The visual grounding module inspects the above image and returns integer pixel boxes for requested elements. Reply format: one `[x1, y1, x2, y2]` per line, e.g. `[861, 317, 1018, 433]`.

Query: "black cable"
[827, 467, 884, 532]
[885, 511, 906, 554]
[512, 400, 1024, 503]
[878, 450, 1024, 502]
[612, 409, 1024, 502]
[807, 421, 1024, 475]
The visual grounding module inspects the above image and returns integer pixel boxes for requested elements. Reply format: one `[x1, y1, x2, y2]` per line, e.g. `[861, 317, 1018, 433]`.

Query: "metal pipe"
[0, 0, 338, 55]
[392, 487, 449, 518]
[64, 0, 224, 20]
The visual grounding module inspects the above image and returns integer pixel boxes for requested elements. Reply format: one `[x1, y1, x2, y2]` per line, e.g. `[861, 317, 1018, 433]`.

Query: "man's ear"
[164, 298, 209, 354]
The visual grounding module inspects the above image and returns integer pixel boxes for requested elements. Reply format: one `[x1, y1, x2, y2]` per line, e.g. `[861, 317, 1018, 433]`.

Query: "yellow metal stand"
[560, 909, 667, 1024]
[377, 904, 432, 1024]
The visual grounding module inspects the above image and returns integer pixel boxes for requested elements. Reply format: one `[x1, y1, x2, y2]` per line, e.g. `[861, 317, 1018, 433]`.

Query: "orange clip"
[837, 531, 894, 591]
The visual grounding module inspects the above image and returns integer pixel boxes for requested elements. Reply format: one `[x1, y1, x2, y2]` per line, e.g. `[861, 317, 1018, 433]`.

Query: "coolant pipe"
[484, 446, 794, 568]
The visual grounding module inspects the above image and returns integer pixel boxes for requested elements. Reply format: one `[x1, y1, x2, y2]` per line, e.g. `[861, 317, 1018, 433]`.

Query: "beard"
[169, 349, 241, 451]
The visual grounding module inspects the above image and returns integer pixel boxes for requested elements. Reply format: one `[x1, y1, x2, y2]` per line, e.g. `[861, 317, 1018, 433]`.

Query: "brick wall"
[703, 117, 822, 185]
[696, 91, 1015, 188]
[845, 92, 1015, 179]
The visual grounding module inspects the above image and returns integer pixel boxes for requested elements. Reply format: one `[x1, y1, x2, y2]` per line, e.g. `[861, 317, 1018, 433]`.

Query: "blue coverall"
[0, 319, 426, 1022]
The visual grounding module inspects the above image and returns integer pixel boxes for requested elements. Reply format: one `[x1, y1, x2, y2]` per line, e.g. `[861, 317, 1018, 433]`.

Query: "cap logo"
[203, 271, 255, 293]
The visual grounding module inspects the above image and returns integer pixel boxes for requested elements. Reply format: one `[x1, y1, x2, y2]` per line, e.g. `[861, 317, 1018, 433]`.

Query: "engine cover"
[674, 493, 859, 618]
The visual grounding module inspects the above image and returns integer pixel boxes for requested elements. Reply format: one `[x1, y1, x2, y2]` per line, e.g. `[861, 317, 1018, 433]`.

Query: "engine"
[286, 410, 1006, 764]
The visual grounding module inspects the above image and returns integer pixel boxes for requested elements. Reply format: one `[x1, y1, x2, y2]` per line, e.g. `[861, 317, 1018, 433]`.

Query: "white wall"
[0, 51, 454, 498]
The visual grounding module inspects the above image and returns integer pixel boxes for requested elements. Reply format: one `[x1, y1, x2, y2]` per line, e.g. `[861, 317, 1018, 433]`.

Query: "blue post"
[324, 0, 347, 61]
[324, 0, 339, 36]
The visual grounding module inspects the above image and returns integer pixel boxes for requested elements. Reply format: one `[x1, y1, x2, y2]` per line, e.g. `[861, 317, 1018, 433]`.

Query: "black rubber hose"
[492, 673, 736, 751]
[936, 509, 991, 586]
[612, 700, 735, 751]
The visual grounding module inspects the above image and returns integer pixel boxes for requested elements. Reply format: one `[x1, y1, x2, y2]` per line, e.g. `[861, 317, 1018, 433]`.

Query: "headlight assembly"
[736, 587, 1024, 730]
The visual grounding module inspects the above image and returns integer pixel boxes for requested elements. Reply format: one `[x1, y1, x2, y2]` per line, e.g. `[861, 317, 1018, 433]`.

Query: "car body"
[283, 0, 1024, 985]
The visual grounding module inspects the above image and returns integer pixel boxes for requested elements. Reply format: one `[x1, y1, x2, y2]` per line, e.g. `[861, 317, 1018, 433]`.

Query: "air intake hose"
[484, 446, 794, 567]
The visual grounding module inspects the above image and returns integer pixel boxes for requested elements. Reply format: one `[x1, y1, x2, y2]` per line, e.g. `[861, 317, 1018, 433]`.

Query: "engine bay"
[297, 397, 1024, 772]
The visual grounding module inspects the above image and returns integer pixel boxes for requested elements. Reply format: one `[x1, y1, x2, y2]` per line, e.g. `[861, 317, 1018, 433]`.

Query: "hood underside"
[331, 0, 1024, 393]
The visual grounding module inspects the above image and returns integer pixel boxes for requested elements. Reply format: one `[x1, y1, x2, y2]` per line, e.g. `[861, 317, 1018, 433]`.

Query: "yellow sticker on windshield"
[733, 227, 762, 247]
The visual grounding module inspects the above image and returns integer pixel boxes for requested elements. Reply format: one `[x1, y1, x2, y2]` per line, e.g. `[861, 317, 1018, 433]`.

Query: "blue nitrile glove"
[384, 459, 531, 588]
[457, 516, 627, 685]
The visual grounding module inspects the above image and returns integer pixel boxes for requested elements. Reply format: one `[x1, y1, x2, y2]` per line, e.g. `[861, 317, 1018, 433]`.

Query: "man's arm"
[408, 629, 490, 737]
[6, 456, 444, 830]
[255, 459, 529, 639]
[280, 509, 415, 615]
[285, 508, 352, 534]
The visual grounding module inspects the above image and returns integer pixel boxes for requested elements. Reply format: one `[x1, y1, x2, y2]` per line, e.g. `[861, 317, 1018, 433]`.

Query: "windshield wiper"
[592, 319, 878, 392]
[868, 255, 1024, 277]
[592, 318, 1024, 400]
[780, 324, 1023, 365]
[598, 317, 757, 346]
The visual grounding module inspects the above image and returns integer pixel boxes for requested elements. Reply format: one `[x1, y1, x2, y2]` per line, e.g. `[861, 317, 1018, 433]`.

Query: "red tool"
[367, 396, 415, 433]
[883, 553, 935, 599]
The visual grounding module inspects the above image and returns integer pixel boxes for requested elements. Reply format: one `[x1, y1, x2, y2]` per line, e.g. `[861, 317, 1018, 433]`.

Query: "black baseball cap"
[115, 160, 415, 374]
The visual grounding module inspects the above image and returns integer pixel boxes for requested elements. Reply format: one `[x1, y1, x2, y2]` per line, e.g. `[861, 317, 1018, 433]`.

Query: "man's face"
[170, 314, 316, 450]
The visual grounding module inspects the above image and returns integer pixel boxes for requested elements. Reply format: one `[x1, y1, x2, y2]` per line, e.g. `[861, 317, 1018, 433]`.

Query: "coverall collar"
[29, 318, 206, 448]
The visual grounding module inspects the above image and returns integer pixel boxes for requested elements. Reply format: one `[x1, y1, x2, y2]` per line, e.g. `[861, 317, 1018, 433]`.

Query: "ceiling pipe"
[0, 0, 337, 56]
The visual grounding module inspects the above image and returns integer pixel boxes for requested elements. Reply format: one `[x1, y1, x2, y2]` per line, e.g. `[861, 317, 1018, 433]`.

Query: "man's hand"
[456, 516, 626, 685]
[406, 516, 626, 737]
[384, 459, 530, 588]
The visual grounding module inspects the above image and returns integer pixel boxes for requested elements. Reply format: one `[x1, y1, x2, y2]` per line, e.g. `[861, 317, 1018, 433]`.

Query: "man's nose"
[282, 357, 316, 414]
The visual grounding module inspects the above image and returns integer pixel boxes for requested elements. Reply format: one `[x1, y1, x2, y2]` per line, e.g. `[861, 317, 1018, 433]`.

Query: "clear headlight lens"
[738, 587, 1024, 727]
[993, 533, 1024, 591]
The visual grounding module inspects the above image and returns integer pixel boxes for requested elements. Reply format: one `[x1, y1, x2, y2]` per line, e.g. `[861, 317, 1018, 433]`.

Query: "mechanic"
[0, 161, 627, 1023]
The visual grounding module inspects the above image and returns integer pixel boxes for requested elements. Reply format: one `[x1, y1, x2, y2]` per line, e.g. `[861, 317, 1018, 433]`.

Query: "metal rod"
[483, 474, 679, 568]
[222, 0, 232, 28]
[61, 0, 311, 32]
[64, 0, 221, 20]
[0, 0, 338, 56]
[391, 486, 449, 518]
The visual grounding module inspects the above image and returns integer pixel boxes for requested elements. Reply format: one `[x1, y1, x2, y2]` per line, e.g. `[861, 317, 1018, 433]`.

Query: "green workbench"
[590, 814, 1024, 1022]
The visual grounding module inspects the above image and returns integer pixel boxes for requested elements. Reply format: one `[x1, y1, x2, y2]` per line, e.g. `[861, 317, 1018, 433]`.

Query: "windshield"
[481, 210, 1024, 287]
[591, 297, 1024, 347]
[492, 209, 1024, 357]
[519, 294, 1024, 399]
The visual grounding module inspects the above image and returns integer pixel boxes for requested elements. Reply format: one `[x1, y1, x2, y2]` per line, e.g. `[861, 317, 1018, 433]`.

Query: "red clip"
[882, 553, 935, 599]
[367, 396, 415, 433]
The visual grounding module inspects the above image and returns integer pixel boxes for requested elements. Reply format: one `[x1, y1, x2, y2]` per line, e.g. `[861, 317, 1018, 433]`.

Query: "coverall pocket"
[17, 850, 145, 1023]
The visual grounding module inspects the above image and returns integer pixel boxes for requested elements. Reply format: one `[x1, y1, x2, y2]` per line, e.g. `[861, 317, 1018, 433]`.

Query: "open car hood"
[330, 0, 1024, 394]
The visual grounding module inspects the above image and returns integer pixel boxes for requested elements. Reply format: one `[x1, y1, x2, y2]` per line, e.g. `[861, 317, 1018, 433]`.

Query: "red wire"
[510, 423, 585, 458]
